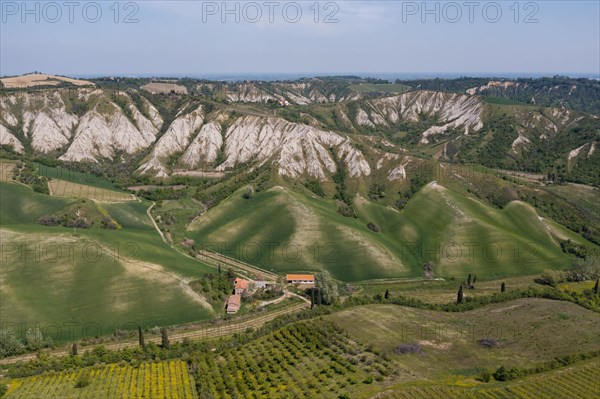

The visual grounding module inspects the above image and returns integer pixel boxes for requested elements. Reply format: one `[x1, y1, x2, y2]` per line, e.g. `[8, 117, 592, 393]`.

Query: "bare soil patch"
[1, 73, 93, 88]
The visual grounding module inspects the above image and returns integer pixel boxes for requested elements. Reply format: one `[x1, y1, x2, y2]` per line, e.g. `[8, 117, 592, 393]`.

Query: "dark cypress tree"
[467, 274, 472, 287]
[472, 275, 477, 287]
[311, 288, 315, 309]
[161, 327, 170, 349]
[71, 342, 78, 356]
[501, 282, 506, 293]
[457, 285, 464, 304]
[594, 279, 599, 294]
[218, 263, 221, 276]
[138, 326, 145, 349]
[384, 289, 390, 299]
[317, 289, 322, 306]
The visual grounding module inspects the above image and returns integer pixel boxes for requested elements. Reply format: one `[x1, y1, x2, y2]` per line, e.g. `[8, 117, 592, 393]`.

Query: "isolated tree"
[384, 289, 390, 300]
[467, 274, 472, 287]
[138, 326, 145, 349]
[457, 285, 464, 304]
[501, 282, 506, 293]
[310, 288, 315, 309]
[71, 343, 78, 356]
[315, 271, 339, 305]
[243, 186, 254, 200]
[275, 274, 286, 292]
[161, 328, 170, 349]
[594, 278, 599, 295]
[25, 327, 44, 351]
[218, 263, 221, 276]
[472, 275, 477, 287]
[226, 268, 235, 279]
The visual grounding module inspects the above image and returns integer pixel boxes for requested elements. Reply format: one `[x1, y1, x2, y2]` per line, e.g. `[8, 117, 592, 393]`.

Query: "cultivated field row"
[376, 361, 600, 399]
[5, 360, 197, 399]
[48, 179, 134, 202]
[0, 302, 309, 365]
[197, 249, 279, 281]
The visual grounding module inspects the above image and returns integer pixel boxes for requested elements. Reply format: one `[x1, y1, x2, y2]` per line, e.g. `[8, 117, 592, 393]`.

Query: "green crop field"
[186, 181, 581, 282]
[5, 360, 198, 399]
[0, 182, 215, 342]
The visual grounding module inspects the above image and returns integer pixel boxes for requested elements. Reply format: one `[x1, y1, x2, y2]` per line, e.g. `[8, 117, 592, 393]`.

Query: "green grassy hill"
[185, 179, 585, 281]
[0, 182, 215, 342]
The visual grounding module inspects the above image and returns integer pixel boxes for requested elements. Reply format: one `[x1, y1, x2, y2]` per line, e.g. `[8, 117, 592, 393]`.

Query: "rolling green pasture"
[186, 186, 409, 281]
[329, 299, 600, 380]
[187, 182, 579, 282]
[0, 182, 214, 342]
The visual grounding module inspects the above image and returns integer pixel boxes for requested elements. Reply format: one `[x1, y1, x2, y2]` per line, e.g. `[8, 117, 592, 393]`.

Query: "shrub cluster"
[537, 257, 600, 287]
[394, 344, 422, 354]
[493, 350, 600, 381]
[367, 222, 380, 233]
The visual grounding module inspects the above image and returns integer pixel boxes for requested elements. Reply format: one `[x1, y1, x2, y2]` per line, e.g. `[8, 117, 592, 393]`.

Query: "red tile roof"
[234, 278, 249, 290]
[227, 294, 241, 307]
[286, 274, 315, 282]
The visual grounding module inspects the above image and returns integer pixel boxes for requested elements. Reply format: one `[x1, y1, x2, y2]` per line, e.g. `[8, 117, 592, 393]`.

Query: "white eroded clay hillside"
[0, 88, 373, 180]
[356, 91, 485, 143]
[0, 90, 77, 153]
[215, 115, 371, 179]
[0, 89, 163, 160]
[198, 81, 361, 105]
[137, 105, 205, 177]
[139, 113, 372, 180]
[0, 124, 24, 153]
[8, 87, 593, 184]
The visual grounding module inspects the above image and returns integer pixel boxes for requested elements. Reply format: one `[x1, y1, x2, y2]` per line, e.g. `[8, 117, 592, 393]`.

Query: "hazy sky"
[1, 1, 599, 77]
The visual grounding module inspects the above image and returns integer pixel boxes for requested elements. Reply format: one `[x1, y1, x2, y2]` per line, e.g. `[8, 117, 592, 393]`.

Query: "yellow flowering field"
[5, 359, 198, 399]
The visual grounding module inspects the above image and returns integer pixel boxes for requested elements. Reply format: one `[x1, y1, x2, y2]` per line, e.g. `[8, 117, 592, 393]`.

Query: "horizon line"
[2, 71, 599, 80]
